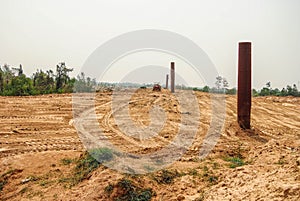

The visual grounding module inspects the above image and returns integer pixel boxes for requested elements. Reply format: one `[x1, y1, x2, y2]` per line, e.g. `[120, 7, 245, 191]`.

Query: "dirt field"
[0, 89, 299, 201]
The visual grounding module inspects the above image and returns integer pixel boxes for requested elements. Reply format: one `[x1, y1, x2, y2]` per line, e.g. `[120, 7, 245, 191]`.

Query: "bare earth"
[0, 89, 299, 201]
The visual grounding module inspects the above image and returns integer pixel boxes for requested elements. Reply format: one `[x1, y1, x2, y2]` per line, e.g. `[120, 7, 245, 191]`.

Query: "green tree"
[201, 85, 210, 92]
[226, 87, 237, 95]
[291, 84, 299, 96]
[270, 88, 280, 96]
[4, 74, 33, 96]
[259, 88, 270, 96]
[55, 62, 73, 92]
[252, 89, 259, 97]
[280, 87, 287, 96]
[259, 82, 271, 96]
[286, 85, 293, 96]
[33, 69, 55, 94]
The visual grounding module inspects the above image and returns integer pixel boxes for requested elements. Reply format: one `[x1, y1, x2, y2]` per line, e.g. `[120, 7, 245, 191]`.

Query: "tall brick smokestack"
[170, 62, 175, 93]
[238, 42, 252, 129]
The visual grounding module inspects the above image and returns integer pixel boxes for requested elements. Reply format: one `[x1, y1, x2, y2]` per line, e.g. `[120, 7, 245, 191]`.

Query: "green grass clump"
[75, 147, 113, 180]
[59, 148, 114, 187]
[113, 178, 154, 201]
[225, 157, 246, 168]
[104, 184, 114, 195]
[61, 158, 73, 165]
[89, 148, 114, 163]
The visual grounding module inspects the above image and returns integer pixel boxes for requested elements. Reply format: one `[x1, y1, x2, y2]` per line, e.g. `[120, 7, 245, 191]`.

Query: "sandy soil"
[0, 89, 299, 200]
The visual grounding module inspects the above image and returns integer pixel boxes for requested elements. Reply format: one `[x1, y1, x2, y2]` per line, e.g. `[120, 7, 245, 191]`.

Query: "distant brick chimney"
[170, 62, 175, 93]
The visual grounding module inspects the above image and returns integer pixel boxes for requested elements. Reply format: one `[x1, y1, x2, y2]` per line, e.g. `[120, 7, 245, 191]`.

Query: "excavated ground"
[0, 89, 299, 201]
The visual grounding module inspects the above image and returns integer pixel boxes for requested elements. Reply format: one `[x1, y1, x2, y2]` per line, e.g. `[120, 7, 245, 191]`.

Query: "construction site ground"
[0, 89, 299, 201]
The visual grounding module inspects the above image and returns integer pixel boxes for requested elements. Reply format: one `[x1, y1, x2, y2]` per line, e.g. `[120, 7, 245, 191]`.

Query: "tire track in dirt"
[94, 89, 184, 155]
[75, 91, 176, 154]
[0, 94, 83, 158]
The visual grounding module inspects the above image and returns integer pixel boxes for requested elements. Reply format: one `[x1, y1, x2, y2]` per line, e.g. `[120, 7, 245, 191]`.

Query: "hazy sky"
[0, 0, 299, 89]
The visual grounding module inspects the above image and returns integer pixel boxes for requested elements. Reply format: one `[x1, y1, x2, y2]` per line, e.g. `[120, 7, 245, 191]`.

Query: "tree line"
[193, 76, 300, 97]
[252, 81, 300, 97]
[0, 67, 299, 97]
[0, 62, 94, 96]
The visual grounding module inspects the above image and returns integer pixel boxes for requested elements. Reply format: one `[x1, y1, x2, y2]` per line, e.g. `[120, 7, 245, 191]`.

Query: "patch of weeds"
[58, 177, 71, 184]
[104, 184, 114, 195]
[59, 148, 114, 187]
[61, 158, 73, 165]
[225, 157, 246, 168]
[112, 178, 154, 201]
[153, 169, 180, 184]
[89, 148, 114, 163]
[117, 179, 132, 190]
[63, 154, 99, 186]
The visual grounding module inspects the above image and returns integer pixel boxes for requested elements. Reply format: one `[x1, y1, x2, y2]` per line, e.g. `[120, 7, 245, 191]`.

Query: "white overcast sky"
[0, 0, 299, 89]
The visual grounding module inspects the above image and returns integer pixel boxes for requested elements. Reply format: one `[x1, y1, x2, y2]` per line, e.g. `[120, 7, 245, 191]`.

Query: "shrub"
[113, 178, 154, 201]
